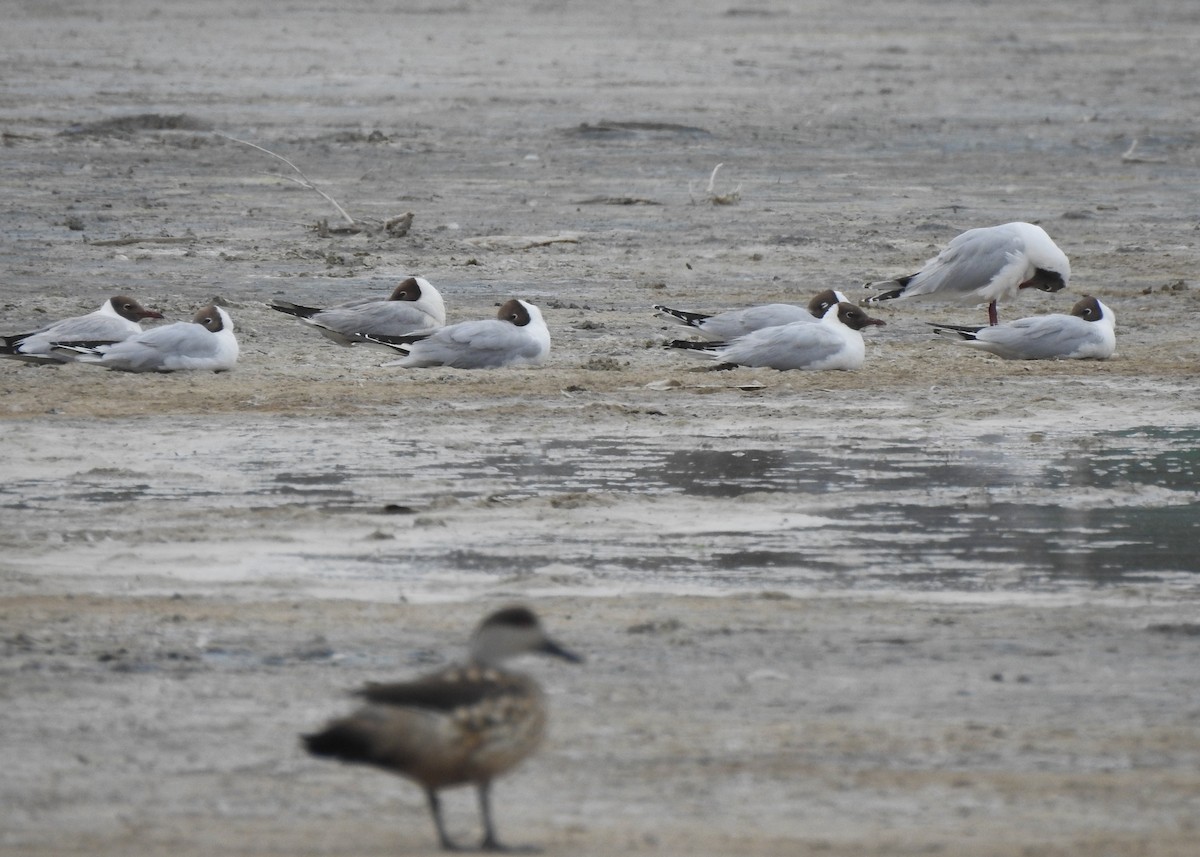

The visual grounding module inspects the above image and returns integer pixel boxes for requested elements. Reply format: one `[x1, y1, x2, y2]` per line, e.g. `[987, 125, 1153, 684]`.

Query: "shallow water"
[391, 426, 1200, 590]
[3, 417, 1197, 598]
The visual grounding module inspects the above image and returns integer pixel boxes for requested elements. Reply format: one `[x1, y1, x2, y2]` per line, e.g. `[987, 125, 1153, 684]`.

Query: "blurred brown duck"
[303, 606, 582, 851]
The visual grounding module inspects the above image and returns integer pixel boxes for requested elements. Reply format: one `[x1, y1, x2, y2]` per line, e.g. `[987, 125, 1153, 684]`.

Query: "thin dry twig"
[1121, 138, 1167, 164]
[219, 133, 357, 226]
[690, 162, 741, 205]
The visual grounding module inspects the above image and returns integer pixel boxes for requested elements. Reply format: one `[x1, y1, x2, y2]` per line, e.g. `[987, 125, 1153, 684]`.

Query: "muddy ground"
[2, 0, 1200, 854]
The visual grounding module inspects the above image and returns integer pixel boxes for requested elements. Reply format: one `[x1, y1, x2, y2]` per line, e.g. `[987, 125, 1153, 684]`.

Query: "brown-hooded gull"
[366, 299, 550, 369]
[654, 288, 848, 340]
[866, 222, 1070, 325]
[930, 295, 1115, 360]
[269, 276, 445, 346]
[2, 295, 163, 363]
[55, 305, 238, 373]
[666, 302, 885, 371]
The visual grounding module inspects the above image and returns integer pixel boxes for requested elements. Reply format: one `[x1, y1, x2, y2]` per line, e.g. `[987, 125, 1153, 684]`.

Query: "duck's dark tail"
[302, 722, 374, 763]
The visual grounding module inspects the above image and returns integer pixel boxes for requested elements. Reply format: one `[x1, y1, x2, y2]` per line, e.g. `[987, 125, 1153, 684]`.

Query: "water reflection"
[447, 432, 1193, 501]
[412, 427, 1199, 585]
[2, 421, 1196, 594]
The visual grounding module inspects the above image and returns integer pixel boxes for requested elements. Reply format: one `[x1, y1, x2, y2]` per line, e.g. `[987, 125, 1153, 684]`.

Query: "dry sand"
[2, 1, 1200, 854]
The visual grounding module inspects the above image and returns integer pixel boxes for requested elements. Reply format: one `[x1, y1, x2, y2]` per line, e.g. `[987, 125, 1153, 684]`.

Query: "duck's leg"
[478, 780, 538, 852]
[478, 781, 504, 850]
[425, 788, 462, 851]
